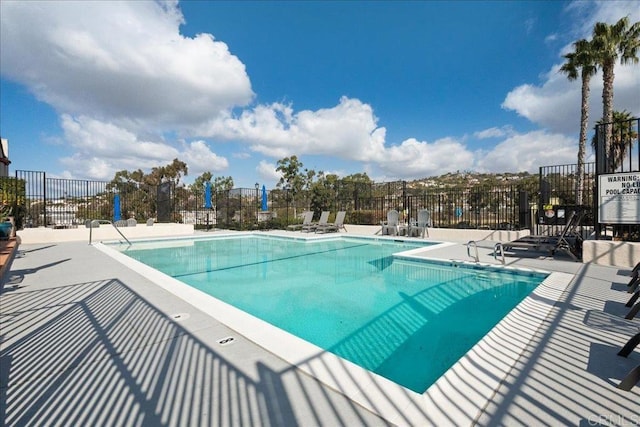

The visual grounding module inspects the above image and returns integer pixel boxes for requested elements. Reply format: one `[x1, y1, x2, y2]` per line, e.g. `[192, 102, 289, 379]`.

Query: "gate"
[156, 182, 172, 223]
[537, 163, 595, 237]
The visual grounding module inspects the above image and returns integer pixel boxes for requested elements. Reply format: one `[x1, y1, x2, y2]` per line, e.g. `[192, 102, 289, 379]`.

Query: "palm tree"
[592, 16, 640, 160]
[591, 110, 638, 171]
[560, 38, 598, 205]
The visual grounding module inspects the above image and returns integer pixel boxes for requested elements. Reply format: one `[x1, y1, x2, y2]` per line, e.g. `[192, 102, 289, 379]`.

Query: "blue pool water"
[117, 235, 546, 393]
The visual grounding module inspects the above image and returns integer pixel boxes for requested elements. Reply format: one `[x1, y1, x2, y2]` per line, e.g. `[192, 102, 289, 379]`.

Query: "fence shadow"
[0, 279, 384, 426]
[0, 258, 70, 291]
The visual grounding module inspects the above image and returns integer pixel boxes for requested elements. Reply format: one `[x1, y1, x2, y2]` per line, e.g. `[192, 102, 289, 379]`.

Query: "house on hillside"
[0, 138, 10, 177]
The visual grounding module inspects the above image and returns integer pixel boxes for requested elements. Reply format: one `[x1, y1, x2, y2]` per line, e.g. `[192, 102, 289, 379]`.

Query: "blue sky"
[1, 1, 639, 188]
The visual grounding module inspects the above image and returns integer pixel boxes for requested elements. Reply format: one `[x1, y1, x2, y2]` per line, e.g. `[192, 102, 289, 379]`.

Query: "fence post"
[402, 181, 407, 216]
[519, 190, 531, 232]
[42, 171, 47, 227]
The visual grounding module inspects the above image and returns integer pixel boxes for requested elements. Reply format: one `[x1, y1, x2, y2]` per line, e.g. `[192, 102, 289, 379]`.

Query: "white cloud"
[365, 129, 580, 179]
[201, 97, 388, 162]
[566, 0, 640, 38]
[61, 115, 176, 160]
[473, 126, 515, 139]
[180, 140, 229, 176]
[377, 137, 475, 179]
[0, 1, 253, 132]
[232, 152, 252, 159]
[502, 1, 640, 134]
[59, 115, 227, 180]
[59, 154, 115, 182]
[256, 160, 282, 186]
[475, 130, 577, 173]
[545, 33, 558, 44]
[502, 65, 582, 133]
[524, 18, 536, 35]
[2, 0, 634, 185]
[503, 62, 639, 134]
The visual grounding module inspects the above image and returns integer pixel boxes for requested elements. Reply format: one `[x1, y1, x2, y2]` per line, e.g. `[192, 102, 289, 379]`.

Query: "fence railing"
[6, 160, 637, 241]
[9, 171, 539, 232]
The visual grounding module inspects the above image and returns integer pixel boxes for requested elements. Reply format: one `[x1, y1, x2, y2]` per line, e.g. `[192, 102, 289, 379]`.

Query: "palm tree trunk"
[576, 74, 591, 205]
[602, 59, 615, 171]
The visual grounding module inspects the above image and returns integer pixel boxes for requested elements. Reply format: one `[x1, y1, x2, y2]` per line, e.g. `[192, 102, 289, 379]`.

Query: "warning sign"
[598, 172, 640, 224]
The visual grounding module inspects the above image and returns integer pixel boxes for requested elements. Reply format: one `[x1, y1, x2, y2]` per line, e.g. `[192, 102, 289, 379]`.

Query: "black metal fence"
[5, 151, 636, 241]
[8, 170, 539, 232]
[537, 162, 596, 237]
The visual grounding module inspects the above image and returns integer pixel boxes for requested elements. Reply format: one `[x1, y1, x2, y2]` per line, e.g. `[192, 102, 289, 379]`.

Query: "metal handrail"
[493, 243, 505, 265]
[466, 240, 479, 263]
[88, 219, 131, 246]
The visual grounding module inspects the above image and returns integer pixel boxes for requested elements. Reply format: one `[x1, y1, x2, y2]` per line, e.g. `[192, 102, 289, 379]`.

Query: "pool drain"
[169, 313, 190, 321]
[218, 336, 235, 346]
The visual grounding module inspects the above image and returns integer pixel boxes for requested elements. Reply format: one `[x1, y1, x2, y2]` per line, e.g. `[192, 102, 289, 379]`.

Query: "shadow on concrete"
[0, 259, 70, 292]
[586, 342, 640, 388]
[583, 310, 640, 336]
[0, 279, 386, 426]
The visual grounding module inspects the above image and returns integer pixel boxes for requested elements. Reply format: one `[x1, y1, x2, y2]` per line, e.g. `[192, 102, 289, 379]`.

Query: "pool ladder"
[88, 220, 131, 246]
[466, 241, 479, 263]
[493, 243, 506, 265]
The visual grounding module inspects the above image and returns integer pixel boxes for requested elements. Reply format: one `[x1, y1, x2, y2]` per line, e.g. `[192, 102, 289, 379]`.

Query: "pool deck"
[2, 229, 640, 426]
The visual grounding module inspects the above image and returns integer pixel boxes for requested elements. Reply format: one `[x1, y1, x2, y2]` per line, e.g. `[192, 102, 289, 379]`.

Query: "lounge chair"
[287, 211, 313, 231]
[302, 211, 330, 232]
[618, 365, 640, 391]
[623, 269, 640, 319]
[316, 211, 346, 233]
[618, 328, 640, 390]
[618, 332, 640, 358]
[502, 210, 584, 261]
[627, 269, 640, 293]
[381, 210, 399, 236]
[411, 209, 431, 238]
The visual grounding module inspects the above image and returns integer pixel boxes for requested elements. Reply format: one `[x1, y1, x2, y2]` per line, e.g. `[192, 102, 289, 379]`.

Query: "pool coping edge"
[94, 235, 573, 425]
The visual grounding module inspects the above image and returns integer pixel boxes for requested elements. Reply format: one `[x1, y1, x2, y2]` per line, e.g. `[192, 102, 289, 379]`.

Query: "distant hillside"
[406, 171, 538, 189]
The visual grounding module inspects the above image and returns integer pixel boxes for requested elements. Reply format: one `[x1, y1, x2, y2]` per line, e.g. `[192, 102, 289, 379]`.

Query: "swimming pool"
[113, 234, 547, 393]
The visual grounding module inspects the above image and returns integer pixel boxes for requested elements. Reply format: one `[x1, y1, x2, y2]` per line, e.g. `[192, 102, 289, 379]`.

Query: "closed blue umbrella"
[113, 194, 121, 221]
[261, 185, 268, 211]
[205, 182, 212, 209]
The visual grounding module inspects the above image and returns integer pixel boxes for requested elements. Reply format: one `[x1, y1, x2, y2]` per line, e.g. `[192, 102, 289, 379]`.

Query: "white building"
[0, 138, 10, 177]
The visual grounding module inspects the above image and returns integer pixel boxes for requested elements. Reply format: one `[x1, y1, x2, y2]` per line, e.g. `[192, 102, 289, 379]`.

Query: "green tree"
[592, 16, 640, 158]
[310, 172, 338, 215]
[212, 175, 234, 192]
[190, 172, 213, 196]
[591, 110, 638, 171]
[106, 169, 152, 220]
[276, 156, 307, 216]
[560, 38, 598, 205]
[146, 158, 188, 186]
[337, 173, 372, 211]
[106, 159, 189, 221]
